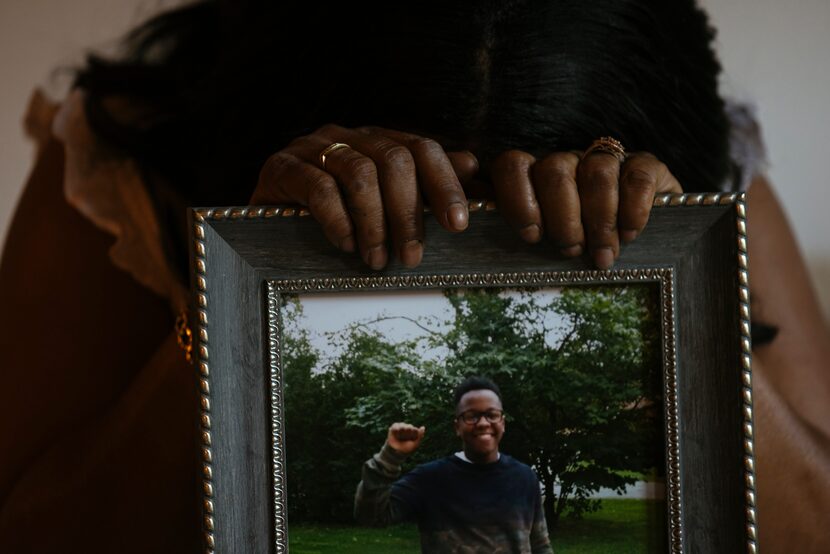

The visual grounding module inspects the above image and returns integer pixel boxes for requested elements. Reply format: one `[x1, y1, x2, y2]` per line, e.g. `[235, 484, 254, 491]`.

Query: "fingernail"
[620, 229, 638, 244]
[593, 248, 615, 270]
[365, 246, 387, 270]
[560, 244, 583, 257]
[400, 240, 423, 268]
[339, 235, 356, 252]
[446, 202, 468, 231]
[519, 223, 542, 243]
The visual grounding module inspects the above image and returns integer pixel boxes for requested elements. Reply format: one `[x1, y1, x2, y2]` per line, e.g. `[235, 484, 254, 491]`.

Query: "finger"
[255, 151, 355, 252]
[532, 152, 584, 256]
[577, 151, 621, 269]
[363, 127, 469, 234]
[289, 130, 390, 269]
[390, 422, 416, 433]
[617, 153, 668, 244]
[447, 151, 479, 186]
[394, 426, 419, 441]
[372, 140, 423, 268]
[448, 151, 492, 200]
[320, 125, 424, 268]
[491, 150, 542, 243]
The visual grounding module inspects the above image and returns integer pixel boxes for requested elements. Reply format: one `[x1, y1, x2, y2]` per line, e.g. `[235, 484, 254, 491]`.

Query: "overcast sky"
[291, 288, 565, 372]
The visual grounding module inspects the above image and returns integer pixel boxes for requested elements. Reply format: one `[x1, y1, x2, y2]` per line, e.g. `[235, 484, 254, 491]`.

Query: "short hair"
[453, 376, 503, 409]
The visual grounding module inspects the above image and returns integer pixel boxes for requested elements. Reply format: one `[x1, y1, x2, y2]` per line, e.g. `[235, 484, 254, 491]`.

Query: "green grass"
[552, 499, 666, 553]
[288, 523, 420, 554]
[288, 499, 665, 554]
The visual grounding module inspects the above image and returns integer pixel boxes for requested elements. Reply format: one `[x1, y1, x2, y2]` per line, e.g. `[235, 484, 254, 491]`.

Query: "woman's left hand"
[490, 148, 682, 269]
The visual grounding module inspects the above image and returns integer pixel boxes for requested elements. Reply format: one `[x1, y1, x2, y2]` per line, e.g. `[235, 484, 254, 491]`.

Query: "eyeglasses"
[456, 409, 505, 425]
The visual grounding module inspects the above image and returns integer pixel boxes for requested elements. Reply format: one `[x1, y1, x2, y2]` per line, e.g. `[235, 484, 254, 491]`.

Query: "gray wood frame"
[189, 193, 757, 554]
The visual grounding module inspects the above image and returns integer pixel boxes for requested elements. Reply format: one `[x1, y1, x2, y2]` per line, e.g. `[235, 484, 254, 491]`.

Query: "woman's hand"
[251, 124, 476, 269]
[491, 148, 682, 269]
[252, 124, 681, 270]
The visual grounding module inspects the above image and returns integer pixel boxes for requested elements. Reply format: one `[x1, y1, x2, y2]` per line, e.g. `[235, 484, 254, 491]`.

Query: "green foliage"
[281, 286, 663, 529]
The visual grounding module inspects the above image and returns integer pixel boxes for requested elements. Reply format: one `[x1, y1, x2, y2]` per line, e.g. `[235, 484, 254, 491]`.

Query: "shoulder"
[500, 455, 539, 479]
[410, 456, 459, 475]
[499, 453, 527, 467]
[395, 456, 459, 489]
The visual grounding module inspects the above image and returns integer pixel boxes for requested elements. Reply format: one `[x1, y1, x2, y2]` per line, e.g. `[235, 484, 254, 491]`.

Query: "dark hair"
[75, 0, 732, 273]
[453, 376, 503, 408]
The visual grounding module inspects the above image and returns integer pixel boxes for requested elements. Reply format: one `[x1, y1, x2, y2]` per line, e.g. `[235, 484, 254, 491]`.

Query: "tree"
[415, 286, 661, 528]
[282, 297, 428, 523]
[282, 285, 662, 530]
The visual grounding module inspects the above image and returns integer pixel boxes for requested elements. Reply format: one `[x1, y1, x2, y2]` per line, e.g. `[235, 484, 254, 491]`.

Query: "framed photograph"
[189, 193, 756, 554]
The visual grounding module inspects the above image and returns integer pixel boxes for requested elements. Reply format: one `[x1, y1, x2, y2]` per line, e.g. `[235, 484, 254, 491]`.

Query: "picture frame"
[189, 193, 756, 554]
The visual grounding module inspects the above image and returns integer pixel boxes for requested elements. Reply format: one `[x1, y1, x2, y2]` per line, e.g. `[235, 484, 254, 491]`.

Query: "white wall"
[1, 1, 828, 319]
[700, 0, 830, 319]
[0, 0, 172, 238]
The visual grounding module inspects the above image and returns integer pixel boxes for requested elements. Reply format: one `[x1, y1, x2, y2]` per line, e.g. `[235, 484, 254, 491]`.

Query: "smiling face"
[454, 389, 505, 464]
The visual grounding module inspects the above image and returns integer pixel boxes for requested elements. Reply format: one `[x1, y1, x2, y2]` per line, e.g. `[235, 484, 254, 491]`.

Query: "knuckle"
[377, 143, 415, 170]
[580, 164, 619, 194]
[623, 205, 652, 228]
[622, 168, 657, 195]
[409, 136, 442, 156]
[306, 173, 339, 204]
[317, 123, 342, 136]
[537, 155, 577, 185]
[620, 202, 652, 228]
[286, 135, 309, 148]
[495, 149, 533, 173]
[260, 152, 296, 181]
[342, 157, 378, 189]
[586, 217, 618, 239]
[308, 203, 351, 243]
[360, 221, 386, 246]
[394, 215, 421, 242]
[434, 180, 464, 198]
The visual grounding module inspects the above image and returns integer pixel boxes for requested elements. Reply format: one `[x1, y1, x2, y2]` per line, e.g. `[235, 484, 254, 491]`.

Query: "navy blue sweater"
[355, 444, 552, 553]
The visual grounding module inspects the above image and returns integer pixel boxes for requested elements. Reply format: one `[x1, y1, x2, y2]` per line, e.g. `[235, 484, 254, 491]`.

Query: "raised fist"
[386, 422, 426, 455]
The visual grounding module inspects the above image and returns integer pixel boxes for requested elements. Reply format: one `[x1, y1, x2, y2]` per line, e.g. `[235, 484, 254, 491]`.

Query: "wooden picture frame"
[189, 193, 756, 554]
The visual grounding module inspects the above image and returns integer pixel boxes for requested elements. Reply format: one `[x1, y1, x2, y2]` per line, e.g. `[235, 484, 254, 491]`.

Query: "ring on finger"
[582, 137, 626, 164]
[319, 142, 351, 170]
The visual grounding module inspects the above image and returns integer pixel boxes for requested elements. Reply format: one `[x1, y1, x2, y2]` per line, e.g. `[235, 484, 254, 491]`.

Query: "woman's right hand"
[251, 124, 477, 269]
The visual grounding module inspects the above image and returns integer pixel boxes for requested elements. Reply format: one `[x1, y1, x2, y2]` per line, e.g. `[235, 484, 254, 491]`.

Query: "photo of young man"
[354, 376, 553, 554]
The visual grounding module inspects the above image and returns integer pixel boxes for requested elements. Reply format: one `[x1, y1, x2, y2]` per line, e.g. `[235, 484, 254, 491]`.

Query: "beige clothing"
[45, 88, 189, 313]
[0, 89, 201, 552]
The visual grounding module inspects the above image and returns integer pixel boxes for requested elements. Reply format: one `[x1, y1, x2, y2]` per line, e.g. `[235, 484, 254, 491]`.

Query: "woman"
[1, 1, 827, 551]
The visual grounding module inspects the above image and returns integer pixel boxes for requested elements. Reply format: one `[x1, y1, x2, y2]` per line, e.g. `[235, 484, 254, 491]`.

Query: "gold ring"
[319, 142, 351, 170]
[583, 137, 626, 163]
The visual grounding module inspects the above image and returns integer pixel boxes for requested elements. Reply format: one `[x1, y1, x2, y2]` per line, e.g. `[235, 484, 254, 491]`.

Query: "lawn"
[288, 523, 420, 554]
[552, 499, 666, 553]
[288, 499, 666, 553]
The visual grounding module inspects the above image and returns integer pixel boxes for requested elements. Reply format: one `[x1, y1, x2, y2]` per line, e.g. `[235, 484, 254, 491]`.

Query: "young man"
[354, 376, 553, 554]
